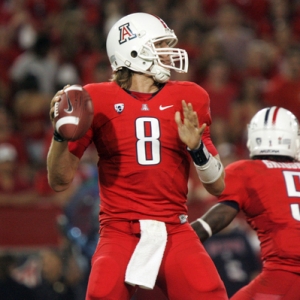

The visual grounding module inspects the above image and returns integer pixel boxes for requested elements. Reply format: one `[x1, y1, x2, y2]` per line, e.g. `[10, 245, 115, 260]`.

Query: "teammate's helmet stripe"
[264, 107, 271, 126]
[264, 106, 280, 126]
[272, 107, 280, 125]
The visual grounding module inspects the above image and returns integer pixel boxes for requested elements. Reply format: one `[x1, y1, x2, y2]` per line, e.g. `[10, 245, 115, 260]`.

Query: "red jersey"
[218, 159, 300, 274]
[68, 81, 217, 225]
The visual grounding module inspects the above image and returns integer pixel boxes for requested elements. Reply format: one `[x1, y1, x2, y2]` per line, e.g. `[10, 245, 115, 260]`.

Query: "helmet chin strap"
[150, 64, 170, 83]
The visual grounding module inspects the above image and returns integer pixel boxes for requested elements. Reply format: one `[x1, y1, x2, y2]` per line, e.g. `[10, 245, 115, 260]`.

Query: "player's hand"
[49, 85, 70, 127]
[175, 100, 206, 150]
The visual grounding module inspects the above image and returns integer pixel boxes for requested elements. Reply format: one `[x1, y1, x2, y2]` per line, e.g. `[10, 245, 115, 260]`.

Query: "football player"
[192, 107, 300, 299]
[47, 13, 227, 299]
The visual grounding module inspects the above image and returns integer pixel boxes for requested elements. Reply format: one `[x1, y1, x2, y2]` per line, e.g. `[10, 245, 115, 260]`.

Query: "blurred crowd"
[1, 0, 300, 298]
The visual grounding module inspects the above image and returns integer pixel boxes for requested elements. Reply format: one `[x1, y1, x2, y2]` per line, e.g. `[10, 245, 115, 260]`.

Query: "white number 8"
[136, 117, 160, 165]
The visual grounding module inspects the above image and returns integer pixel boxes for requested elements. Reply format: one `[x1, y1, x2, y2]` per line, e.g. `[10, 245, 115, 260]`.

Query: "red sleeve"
[182, 82, 217, 156]
[202, 126, 218, 156]
[68, 127, 93, 158]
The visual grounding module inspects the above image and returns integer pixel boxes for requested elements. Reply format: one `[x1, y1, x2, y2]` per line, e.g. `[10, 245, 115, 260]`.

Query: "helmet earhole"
[131, 51, 137, 58]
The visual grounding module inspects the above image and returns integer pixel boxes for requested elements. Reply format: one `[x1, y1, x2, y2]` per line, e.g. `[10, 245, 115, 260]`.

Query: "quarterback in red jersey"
[47, 12, 227, 300]
[192, 106, 300, 299]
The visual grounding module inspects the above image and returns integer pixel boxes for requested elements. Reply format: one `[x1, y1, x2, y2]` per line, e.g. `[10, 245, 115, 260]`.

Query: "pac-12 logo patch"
[119, 23, 137, 44]
[115, 103, 124, 113]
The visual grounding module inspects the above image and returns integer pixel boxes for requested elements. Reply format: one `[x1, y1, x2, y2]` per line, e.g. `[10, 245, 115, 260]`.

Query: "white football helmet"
[106, 12, 188, 83]
[247, 107, 300, 160]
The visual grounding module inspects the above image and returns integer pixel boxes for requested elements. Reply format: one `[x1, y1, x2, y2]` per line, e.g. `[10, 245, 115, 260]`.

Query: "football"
[54, 85, 94, 141]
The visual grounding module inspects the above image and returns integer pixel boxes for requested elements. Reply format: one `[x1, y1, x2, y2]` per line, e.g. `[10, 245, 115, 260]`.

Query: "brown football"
[54, 85, 94, 141]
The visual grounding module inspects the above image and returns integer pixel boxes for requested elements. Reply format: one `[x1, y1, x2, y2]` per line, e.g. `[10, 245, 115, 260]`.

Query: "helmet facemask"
[139, 36, 188, 82]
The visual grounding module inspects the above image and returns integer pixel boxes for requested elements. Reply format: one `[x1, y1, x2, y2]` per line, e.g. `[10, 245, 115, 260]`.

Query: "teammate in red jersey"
[47, 12, 227, 300]
[192, 106, 300, 300]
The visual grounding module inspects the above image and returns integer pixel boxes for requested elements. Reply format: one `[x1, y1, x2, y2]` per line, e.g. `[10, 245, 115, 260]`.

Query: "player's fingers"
[181, 100, 188, 117]
[182, 100, 194, 115]
[191, 111, 199, 127]
[50, 88, 64, 106]
[182, 101, 195, 122]
[198, 123, 207, 135]
[62, 84, 70, 91]
[184, 105, 198, 129]
[175, 111, 182, 127]
[56, 88, 65, 97]
[50, 95, 61, 110]
[54, 84, 70, 99]
[49, 87, 70, 123]
[187, 102, 194, 111]
[187, 102, 196, 118]
[185, 103, 195, 121]
[49, 105, 56, 123]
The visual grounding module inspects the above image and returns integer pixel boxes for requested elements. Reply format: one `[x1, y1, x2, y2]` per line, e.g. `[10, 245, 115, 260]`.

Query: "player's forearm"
[47, 139, 79, 192]
[191, 203, 238, 242]
[202, 166, 225, 196]
[188, 144, 225, 195]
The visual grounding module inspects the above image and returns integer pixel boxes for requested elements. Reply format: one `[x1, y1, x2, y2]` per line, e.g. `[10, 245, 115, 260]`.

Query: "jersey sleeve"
[68, 123, 93, 158]
[202, 126, 218, 156]
[191, 83, 217, 156]
[217, 161, 249, 209]
[191, 83, 212, 126]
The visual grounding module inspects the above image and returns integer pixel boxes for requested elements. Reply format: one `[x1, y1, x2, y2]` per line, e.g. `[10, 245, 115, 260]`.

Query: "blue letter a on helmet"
[119, 23, 137, 44]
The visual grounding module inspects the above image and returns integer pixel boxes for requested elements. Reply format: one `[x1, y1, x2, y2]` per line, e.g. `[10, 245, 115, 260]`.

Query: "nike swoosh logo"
[64, 93, 73, 113]
[159, 105, 174, 110]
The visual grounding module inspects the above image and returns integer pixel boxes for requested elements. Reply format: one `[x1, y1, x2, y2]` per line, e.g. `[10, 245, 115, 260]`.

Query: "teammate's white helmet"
[106, 12, 188, 83]
[247, 107, 300, 160]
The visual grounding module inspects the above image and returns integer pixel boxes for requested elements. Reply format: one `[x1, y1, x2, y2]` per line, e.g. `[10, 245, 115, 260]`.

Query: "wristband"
[194, 156, 223, 184]
[197, 218, 212, 237]
[53, 130, 66, 142]
[187, 141, 210, 166]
